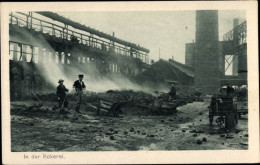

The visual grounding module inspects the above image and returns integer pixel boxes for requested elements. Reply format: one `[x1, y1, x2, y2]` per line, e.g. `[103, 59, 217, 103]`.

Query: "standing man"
[73, 74, 86, 113]
[56, 79, 69, 109]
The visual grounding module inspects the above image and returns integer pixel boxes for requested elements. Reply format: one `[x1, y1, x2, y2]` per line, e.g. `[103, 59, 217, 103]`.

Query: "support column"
[13, 43, 18, 61]
[22, 45, 26, 62]
[38, 47, 43, 63]
[238, 45, 247, 80]
[232, 18, 239, 76]
[58, 52, 62, 64]
[64, 46, 68, 64]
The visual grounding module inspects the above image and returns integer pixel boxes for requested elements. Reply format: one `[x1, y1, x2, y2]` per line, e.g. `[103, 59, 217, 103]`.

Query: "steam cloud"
[37, 59, 146, 93]
[16, 28, 154, 94]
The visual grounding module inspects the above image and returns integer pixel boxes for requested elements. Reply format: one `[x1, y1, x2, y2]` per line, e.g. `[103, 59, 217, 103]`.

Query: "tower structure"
[195, 10, 220, 93]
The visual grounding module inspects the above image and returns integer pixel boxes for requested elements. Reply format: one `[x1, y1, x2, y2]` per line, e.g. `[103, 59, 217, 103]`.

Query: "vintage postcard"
[1, 1, 259, 164]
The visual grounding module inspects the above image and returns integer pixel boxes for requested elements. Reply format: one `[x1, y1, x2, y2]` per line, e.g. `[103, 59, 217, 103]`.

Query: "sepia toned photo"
[1, 1, 259, 164]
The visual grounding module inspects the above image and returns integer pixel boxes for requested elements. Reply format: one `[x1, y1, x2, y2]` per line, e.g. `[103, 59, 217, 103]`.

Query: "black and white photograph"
[1, 1, 259, 164]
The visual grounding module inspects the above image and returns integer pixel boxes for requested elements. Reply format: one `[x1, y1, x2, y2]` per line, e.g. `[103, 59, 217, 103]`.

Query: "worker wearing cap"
[56, 79, 69, 108]
[73, 74, 86, 113]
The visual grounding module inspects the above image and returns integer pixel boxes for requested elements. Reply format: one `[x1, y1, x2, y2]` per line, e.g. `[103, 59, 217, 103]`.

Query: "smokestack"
[195, 10, 219, 93]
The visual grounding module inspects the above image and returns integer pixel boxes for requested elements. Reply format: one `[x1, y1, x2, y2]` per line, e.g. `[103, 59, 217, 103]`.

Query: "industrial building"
[9, 12, 150, 100]
[185, 11, 247, 92]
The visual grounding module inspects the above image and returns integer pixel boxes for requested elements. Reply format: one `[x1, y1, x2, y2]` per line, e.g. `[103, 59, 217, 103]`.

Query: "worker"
[56, 79, 69, 109]
[227, 84, 235, 98]
[169, 83, 176, 99]
[73, 74, 86, 113]
[218, 85, 234, 111]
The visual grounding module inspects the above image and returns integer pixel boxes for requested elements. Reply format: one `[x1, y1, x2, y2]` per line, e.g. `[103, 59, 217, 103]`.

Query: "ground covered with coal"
[11, 92, 248, 151]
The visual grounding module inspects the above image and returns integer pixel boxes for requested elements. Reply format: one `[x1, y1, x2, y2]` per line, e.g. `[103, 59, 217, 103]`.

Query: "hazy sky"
[57, 10, 246, 64]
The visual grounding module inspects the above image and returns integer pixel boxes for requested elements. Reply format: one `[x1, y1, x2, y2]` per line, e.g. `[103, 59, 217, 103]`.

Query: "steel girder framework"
[223, 21, 247, 73]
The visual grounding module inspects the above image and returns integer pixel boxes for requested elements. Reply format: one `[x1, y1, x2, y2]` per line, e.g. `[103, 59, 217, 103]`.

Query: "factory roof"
[35, 12, 150, 53]
[140, 59, 195, 83]
[167, 59, 195, 77]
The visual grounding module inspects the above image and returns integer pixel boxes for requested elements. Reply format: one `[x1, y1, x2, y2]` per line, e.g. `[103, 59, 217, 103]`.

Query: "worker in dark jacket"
[56, 79, 69, 108]
[73, 74, 86, 113]
[227, 84, 235, 98]
[169, 83, 176, 99]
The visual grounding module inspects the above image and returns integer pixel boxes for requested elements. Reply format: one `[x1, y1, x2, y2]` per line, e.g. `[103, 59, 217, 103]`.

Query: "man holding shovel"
[56, 79, 69, 112]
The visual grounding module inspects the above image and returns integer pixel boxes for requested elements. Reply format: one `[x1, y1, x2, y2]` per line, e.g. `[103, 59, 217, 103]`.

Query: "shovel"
[31, 91, 42, 106]
[53, 94, 68, 120]
[60, 94, 68, 112]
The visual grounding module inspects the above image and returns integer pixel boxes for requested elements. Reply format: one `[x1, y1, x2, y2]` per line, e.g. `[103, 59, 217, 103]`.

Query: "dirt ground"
[11, 96, 248, 151]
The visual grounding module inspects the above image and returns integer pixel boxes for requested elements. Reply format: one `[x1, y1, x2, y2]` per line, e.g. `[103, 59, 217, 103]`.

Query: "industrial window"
[22, 44, 33, 62]
[67, 53, 71, 64]
[48, 52, 52, 63]
[33, 47, 39, 63]
[61, 52, 65, 64]
[55, 52, 59, 63]
[9, 42, 14, 60]
[114, 64, 118, 73]
[9, 42, 36, 62]
[113, 64, 115, 73]
[225, 55, 238, 76]
[9, 42, 22, 61]
[42, 48, 47, 63]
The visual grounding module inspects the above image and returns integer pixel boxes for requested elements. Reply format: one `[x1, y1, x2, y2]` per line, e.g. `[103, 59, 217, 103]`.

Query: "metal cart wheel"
[216, 116, 225, 126]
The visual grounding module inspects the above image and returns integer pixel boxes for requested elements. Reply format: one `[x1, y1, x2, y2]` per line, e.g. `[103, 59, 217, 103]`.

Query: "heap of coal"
[11, 88, 204, 118]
